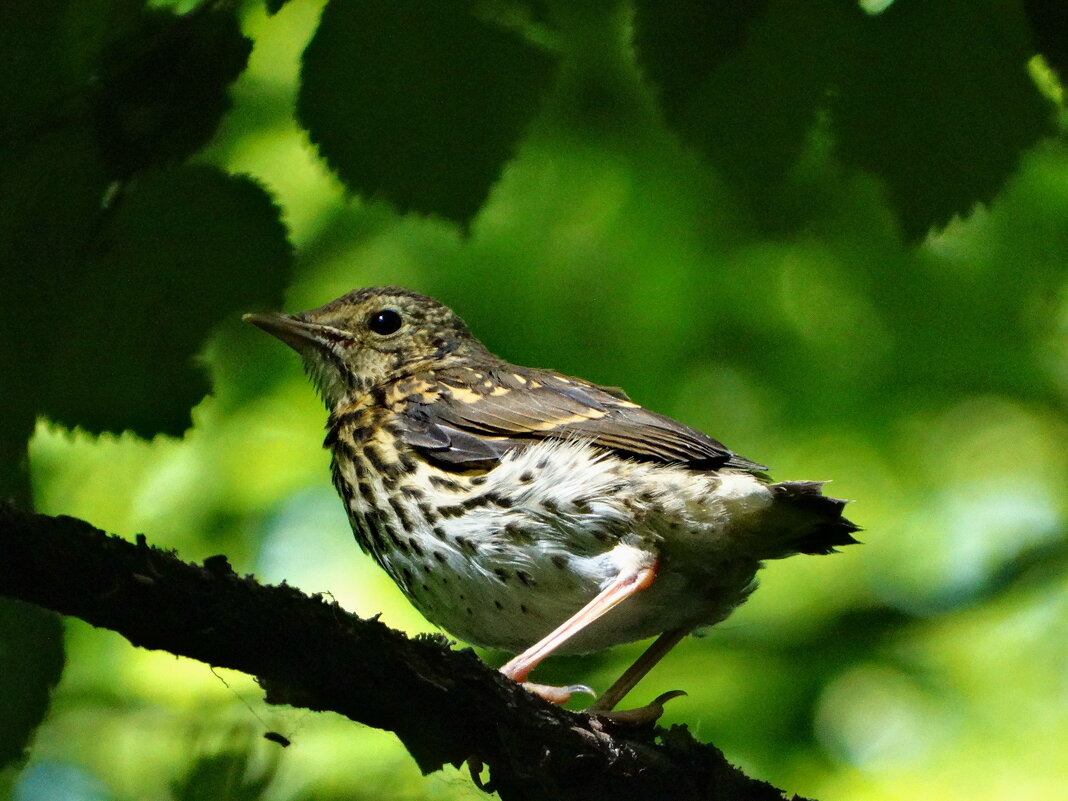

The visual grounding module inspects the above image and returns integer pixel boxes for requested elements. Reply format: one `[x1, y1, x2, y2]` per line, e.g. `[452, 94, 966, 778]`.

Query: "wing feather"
[399, 367, 766, 472]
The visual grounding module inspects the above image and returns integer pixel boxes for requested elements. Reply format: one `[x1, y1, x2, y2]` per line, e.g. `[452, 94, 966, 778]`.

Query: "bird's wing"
[398, 366, 766, 472]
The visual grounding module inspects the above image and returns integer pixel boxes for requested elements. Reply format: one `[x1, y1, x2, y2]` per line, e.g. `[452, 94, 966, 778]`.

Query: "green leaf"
[0, 122, 113, 453]
[0, 600, 65, 769]
[1023, 0, 1068, 81]
[298, 0, 557, 224]
[635, 0, 1054, 240]
[832, 0, 1054, 241]
[1, 0, 287, 444]
[0, 0, 141, 137]
[47, 166, 292, 437]
[1, 0, 250, 179]
[632, 0, 771, 113]
[171, 733, 280, 801]
[94, 5, 252, 176]
[633, 0, 858, 232]
[0, 161, 292, 439]
[1, 0, 77, 131]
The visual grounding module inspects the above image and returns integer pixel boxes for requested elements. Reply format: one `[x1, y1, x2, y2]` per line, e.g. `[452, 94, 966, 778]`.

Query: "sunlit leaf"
[1023, 0, 1068, 80]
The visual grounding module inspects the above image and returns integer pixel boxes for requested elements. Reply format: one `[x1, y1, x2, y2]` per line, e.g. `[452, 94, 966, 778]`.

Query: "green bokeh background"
[9, 0, 1068, 799]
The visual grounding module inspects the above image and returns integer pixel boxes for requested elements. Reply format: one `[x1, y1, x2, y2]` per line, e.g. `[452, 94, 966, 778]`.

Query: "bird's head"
[245, 286, 490, 408]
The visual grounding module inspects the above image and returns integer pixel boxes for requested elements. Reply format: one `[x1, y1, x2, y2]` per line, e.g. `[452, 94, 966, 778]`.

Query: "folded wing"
[399, 366, 767, 473]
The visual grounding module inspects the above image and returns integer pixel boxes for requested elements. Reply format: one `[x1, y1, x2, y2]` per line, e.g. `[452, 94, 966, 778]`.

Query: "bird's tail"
[766, 480, 861, 556]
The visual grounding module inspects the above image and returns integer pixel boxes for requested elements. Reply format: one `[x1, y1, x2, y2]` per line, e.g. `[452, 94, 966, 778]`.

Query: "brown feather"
[399, 366, 767, 472]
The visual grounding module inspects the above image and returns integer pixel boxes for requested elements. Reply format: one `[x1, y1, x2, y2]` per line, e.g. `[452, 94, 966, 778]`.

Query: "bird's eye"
[367, 308, 403, 335]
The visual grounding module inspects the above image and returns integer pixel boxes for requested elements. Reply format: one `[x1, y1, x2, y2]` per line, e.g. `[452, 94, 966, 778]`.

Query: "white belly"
[339, 438, 775, 654]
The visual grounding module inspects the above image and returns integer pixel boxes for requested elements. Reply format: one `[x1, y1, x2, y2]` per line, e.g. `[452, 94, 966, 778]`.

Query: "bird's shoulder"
[378, 363, 766, 473]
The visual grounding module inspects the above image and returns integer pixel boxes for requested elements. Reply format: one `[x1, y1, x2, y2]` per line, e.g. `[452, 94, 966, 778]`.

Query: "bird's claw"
[521, 681, 597, 704]
[587, 689, 687, 724]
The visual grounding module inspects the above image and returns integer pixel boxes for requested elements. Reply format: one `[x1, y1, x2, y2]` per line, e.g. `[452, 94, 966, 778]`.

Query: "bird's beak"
[243, 312, 349, 354]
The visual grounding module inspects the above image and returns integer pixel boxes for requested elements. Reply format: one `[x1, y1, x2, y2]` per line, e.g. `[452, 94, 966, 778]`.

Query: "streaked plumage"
[247, 286, 859, 711]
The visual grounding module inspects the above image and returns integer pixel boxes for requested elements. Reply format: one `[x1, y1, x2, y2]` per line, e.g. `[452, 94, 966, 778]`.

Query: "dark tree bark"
[0, 504, 814, 801]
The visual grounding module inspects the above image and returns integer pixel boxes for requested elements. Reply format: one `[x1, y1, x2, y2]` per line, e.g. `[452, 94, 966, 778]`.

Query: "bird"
[245, 286, 859, 715]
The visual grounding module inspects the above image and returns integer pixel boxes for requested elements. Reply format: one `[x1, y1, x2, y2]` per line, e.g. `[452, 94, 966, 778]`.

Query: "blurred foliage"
[2, 0, 1067, 799]
[0, 603, 64, 778]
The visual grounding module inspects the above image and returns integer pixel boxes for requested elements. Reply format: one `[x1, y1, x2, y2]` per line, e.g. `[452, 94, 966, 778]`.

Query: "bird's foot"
[519, 681, 596, 705]
[586, 690, 687, 725]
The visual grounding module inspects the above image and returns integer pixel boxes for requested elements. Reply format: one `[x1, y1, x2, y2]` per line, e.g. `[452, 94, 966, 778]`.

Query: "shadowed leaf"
[44, 167, 292, 437]
[0, 601, 65, 769]
[633, 0, 771, 112]
[1, 0, 279, 441]
[94, 4, 252, 177]
[298, 0, 557, 224]
[633, 0, 859, 233]
[832, 0, 1054, 241]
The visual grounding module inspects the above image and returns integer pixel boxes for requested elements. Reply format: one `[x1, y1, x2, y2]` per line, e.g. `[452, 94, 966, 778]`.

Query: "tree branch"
[0, 504, 813, 801]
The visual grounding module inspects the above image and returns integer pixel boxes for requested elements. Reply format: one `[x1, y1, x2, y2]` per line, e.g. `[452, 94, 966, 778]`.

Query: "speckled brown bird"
[246, 286, 859, 714]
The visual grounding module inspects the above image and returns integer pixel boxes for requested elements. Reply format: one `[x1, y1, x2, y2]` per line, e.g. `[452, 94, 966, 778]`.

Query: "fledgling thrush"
[246, 286, 859, 714]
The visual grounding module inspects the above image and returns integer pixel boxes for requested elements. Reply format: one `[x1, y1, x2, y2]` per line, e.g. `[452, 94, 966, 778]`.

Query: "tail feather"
[770, 480, 861, 556]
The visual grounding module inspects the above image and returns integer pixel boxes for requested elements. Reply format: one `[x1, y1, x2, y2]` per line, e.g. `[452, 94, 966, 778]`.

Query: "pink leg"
[500, 560, 658, 703]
